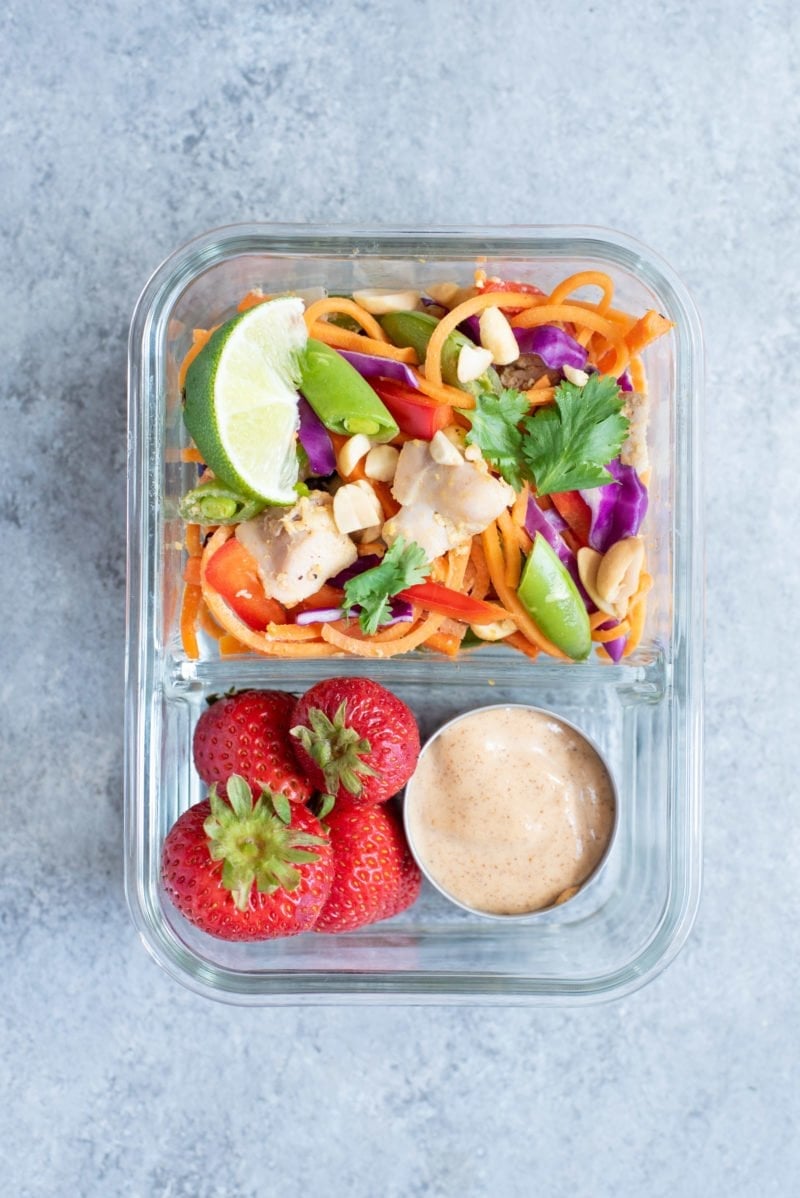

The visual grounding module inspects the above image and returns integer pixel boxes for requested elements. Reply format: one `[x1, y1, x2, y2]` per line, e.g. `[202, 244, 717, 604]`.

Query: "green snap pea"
[516, 534, 591, 661]
[299, 339, 399, 440]
[378, 311, 501, 398]
[178, 479, 266, 525]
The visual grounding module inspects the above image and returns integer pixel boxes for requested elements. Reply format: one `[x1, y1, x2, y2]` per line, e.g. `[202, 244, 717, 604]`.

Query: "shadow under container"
[125, 223, 704, 1005]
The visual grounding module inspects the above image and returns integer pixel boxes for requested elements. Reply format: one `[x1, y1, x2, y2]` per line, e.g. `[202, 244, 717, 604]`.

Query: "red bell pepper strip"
[204, 538, 286, 630]
[481, 278, 545, 313]
[397, 581, 509, 625]
[549, 491, 592, 547]
[370, 377, 453, 440]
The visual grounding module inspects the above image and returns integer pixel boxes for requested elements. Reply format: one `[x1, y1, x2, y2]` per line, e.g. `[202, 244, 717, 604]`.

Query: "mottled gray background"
[2, 1, 798, 1195]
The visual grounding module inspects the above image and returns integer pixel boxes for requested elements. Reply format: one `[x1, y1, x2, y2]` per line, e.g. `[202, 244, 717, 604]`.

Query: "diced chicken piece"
[383, 439, 514, 561]
[621, 391, 649, 474]
[236, 492, 357, 607]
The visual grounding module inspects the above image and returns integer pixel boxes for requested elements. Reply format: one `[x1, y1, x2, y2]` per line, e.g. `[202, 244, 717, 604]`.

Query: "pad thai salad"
[175, 270, 671, 663]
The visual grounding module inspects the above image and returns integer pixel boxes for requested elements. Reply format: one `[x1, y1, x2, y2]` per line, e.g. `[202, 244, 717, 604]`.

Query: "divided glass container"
[125, 223, 703, 1004]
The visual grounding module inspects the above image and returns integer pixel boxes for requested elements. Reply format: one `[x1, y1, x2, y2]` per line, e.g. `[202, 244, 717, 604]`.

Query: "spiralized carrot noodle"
[511, 483, 529, 527]
[468, 539, 490, 601]
[509, 303, 623, 343]
[182, 556, 202, 587]
[178, 327, 214, 389]
[619, 571, 653, 658]
[219, 633, 247, 656]
[321, 611, 444, 658]
[497, 509, 522, 589]
[304, 297, 389, 342]
[523, 386, 556, 407]
[424, 629, 462, 657]
[412, 371, 475, 410]
[237, 289, 271, 312]
[265, 622, 324, 642]
[180, 447, 206, 464]
[481, 521, 568, 660]
[629, 355, 647, 393]
[591, 620, 631, 644]
[505, 631, 541, 661]
[547, 270, 615, 314]
[197, 601, 224, 641]
[185, 523, 204, 558]
[424, 291, 546, 387]
[179, 583, 202, 660]
[309, 321, 418, 364]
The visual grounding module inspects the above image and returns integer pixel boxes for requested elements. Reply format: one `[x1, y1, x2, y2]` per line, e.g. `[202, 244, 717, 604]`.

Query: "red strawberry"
[313, 796, 422, 933]
[161, 775, 333, 941]
[193, 689, 312, 805]
[290, 677, 420, 805]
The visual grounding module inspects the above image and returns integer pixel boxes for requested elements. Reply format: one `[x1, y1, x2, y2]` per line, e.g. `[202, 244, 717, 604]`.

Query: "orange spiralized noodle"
[304, 297, 389, 342]
[309, 321, 417, 363]
[547, 270, 614, 313]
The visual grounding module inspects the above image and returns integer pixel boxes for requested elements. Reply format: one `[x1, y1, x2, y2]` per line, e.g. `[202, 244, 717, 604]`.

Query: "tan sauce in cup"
[405, 706, 616, 915]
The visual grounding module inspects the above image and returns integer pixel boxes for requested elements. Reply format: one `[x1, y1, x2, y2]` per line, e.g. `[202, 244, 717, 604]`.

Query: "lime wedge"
[183, 297, 307, 504]
[517, 533, 591, 661]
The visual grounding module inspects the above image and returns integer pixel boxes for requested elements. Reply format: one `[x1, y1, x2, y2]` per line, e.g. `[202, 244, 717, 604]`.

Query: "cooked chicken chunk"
[383, 439, 514, 561]
[621, 391, 649, 474]
[236, 492, 357, 607]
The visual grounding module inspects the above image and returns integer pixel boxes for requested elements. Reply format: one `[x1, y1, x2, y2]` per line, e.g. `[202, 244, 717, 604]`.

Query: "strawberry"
[193, 689, 312, 805]
[290, 677, 420, 805]
[161, 775, 333, 941]
[313, 796, 422, 933]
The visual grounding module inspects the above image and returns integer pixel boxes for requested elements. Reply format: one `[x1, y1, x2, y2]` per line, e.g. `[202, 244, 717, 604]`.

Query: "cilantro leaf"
[343, 537, 429, 635]
[463, 388, 529, 491]
[520, 374, 629, 496]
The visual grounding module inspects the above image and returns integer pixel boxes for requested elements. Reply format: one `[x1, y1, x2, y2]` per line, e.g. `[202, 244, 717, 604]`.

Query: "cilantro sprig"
[520, 373, 629, 495]
[343, 537, 429, 635]
[464, 389, 528, 491]
[462, 374, 628, 497]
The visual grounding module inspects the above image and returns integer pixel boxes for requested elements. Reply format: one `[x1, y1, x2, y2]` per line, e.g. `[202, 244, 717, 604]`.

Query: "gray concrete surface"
[2, 1, 798, 1195]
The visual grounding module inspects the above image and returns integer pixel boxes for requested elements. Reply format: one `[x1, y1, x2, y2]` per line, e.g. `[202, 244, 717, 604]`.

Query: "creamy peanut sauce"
[405, 706, 616, 915]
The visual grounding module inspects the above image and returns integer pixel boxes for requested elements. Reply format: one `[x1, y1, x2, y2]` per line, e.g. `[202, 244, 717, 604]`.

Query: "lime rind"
[183, 297, 307, 505]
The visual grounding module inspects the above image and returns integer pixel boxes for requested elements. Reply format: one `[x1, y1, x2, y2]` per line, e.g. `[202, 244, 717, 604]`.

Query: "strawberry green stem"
[290, 701, 376, 799]
[203, 775, 326, 911]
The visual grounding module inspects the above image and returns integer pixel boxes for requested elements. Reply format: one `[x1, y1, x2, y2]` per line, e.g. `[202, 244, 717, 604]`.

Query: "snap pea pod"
[299, 339, 399, 440]
[378, 311, 502, 398]
[178, 479, 267, 525]
[517, 534, 591, 661]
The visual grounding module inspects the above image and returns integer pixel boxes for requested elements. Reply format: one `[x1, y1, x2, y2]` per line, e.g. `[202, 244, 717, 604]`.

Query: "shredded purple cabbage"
[524, 502, 593, 608]
[595, 618, 627, 662]
[297, 396, 336, 475]
[338, 348, 420, 390]
[294, 606, 345, 625]
[513, 325, 588, 370]
[581, 458, 648, 553]
[524, 496, 570, 562]
[327, 555, 381, 588]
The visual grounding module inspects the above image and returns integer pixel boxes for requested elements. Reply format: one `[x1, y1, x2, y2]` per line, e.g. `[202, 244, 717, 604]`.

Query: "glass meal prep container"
[125, 223, 703, 1005]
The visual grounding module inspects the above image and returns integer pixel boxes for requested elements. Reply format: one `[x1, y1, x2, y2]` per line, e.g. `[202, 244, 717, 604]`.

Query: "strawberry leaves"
[203, 775, 327, 910]
[291, 701, 376, 802]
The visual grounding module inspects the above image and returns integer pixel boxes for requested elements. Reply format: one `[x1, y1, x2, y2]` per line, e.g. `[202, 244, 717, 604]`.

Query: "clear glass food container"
[125, 223, 703, 1005]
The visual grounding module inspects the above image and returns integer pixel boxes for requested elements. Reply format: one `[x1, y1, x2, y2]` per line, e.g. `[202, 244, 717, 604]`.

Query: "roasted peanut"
[596, 536, 645, 608]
